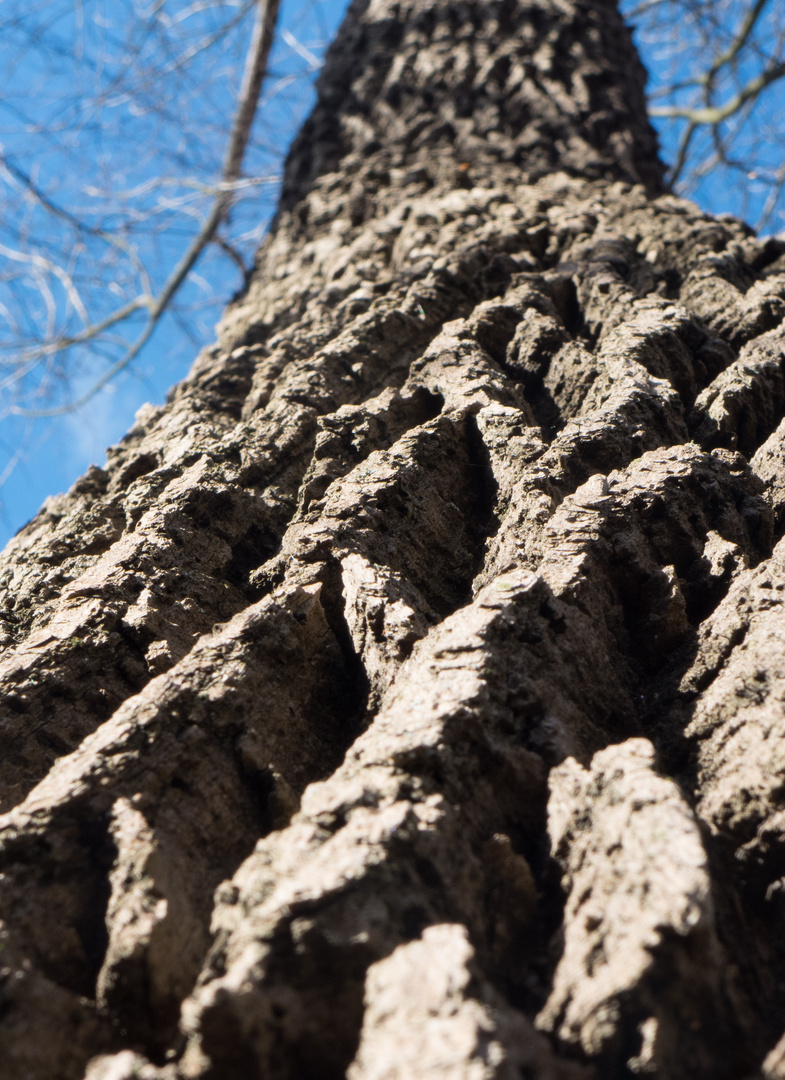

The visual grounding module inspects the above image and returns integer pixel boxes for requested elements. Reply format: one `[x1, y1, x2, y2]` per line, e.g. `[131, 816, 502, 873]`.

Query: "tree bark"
[2, 1, 785, 1077]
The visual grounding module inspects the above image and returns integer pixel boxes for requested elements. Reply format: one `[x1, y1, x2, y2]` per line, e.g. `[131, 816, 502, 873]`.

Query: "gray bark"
[1, 1, 785, 1077]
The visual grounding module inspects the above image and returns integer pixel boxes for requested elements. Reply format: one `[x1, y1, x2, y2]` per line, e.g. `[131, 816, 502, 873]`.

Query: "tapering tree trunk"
[2, 1, 785, 1077]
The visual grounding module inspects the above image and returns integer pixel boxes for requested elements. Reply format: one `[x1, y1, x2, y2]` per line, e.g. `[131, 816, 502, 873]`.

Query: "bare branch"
[11, 0, 282, 419]
[702, 0, 769, 85]
[651, 59, 785, 125]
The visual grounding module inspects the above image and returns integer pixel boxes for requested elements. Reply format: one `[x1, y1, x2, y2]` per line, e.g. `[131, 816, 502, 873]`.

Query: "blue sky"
[0, 0, 782, 548]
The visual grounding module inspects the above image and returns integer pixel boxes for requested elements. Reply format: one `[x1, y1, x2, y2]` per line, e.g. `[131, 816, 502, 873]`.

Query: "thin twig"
[14, 0, 281, 419]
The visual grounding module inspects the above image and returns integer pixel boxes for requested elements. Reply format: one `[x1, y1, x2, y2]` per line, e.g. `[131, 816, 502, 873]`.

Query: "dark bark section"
[1, 2, 785, 1079]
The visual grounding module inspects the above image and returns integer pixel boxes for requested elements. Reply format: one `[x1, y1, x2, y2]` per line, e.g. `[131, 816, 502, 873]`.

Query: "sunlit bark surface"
[1, 1, 785, 1077]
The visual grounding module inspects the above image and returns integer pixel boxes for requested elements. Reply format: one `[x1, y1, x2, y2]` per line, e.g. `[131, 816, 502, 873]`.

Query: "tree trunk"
[2, 1, 785, 1077]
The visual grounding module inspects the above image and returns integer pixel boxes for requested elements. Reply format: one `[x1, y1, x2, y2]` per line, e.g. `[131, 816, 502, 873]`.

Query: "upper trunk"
[283, 0, 665, 198]
[278, 0, 665, 204]
[1, 2, 785, 1080]
[222, 0, 664, 349]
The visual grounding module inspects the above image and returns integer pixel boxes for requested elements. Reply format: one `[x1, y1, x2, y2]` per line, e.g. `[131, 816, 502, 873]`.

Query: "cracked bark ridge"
[1, 0, 785, 1077]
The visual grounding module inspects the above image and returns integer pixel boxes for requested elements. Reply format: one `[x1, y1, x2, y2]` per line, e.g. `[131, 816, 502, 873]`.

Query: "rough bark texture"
[2, 0, 785, 1077]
